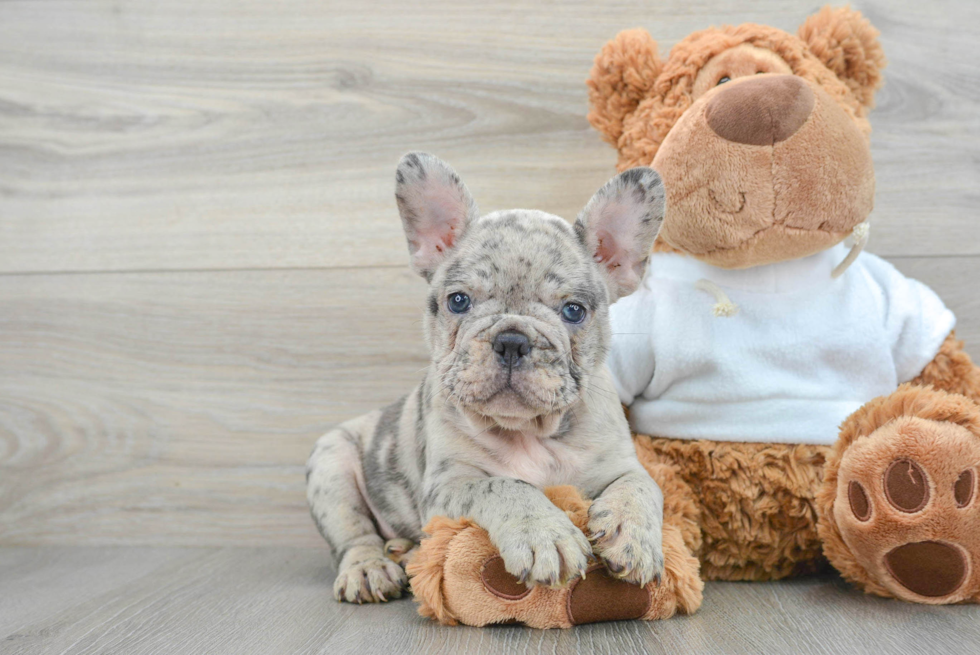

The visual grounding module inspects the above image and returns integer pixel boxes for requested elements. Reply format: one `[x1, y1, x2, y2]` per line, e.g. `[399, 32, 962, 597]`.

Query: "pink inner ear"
[593, 202, 642, 271]
[411, 189, 464, 265]
[594, 230, 623, 269]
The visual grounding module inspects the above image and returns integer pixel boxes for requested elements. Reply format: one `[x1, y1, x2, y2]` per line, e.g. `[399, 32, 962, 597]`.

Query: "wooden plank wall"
[1, 0, 978, 546]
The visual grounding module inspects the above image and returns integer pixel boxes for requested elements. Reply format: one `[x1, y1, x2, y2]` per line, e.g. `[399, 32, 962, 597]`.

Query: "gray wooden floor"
[2, 546, 979, 655]
[2, 0, 980, 652]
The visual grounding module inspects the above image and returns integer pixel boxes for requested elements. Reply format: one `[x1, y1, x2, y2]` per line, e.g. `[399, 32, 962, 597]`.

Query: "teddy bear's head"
[588, 6, 886, 269]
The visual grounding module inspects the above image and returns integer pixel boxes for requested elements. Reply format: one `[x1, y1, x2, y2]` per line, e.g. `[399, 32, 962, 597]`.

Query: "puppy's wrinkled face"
[427, 211, 606, 424]
[395, 154, 664, 432]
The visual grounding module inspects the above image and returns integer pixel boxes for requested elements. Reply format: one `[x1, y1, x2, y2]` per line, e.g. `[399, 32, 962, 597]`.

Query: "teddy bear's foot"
[479, 556, 658, 626]
[820, 385, 980, 604]
[407, 486, 703, 627]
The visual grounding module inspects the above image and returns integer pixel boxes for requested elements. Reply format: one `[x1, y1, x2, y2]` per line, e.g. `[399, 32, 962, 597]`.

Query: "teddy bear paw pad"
[833, 415, 980, 603]
[884, 541, 968, 598]
[565, 564, 652, 625]
[480, 556, 531, 600]
[478, 557, 652, 625]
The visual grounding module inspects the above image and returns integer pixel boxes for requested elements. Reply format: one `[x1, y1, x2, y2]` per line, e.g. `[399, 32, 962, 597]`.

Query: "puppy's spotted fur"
[307, 153, 666, 603]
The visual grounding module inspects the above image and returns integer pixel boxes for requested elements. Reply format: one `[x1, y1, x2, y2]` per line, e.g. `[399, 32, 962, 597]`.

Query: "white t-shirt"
[608, 243, 956, 445]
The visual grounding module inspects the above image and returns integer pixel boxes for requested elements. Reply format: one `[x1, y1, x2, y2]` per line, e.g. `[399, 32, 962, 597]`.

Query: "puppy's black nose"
[493, 331, 531, 368]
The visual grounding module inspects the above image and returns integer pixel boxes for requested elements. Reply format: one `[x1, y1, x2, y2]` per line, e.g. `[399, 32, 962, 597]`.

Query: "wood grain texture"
[0, 267, 429, 546]
[0, 258, 976, 546]
[3, 547, 980, 655]
[1, 0, 978, 275]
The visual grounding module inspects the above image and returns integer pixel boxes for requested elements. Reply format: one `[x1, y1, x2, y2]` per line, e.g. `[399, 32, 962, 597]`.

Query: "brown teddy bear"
[588, 5, 980, 601]
[404, 6, 980, 626]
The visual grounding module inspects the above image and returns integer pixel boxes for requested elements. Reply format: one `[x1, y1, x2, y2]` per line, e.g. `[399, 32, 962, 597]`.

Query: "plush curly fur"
[914, 331, 980, 403]
[636, 436, 832, 581]
[587, 28, 663, 149]
[588, 7, 885, 170]
[798, 5, 886, 109]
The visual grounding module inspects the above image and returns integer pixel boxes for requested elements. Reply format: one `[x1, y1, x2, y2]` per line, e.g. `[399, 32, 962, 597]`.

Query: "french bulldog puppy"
[307, 153, 666, 603]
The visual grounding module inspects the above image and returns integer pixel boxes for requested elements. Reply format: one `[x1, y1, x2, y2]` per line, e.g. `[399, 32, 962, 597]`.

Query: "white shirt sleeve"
[870, 257, 957, 383]
[606, 290, 657, 406]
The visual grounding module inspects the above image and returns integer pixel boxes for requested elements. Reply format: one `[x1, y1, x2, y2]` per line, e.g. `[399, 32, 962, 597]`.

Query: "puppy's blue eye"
[717, 75, 731, 85]
[561, 302, 586, 324]
[447, 292, 471, 314]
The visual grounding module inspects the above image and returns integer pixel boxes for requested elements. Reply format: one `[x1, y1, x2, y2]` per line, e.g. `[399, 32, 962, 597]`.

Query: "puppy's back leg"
[307, 421, 407, 603]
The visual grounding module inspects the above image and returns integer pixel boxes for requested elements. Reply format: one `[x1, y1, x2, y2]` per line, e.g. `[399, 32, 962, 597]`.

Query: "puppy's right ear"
[575, 167, 664, 302]
[395, 152, 478, 280]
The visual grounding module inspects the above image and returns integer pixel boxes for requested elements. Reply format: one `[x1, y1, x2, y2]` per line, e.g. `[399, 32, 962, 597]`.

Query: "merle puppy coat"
[307, 153, 666, 603]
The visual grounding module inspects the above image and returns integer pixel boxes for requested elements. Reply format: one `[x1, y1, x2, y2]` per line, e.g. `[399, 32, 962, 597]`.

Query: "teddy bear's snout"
[705, 75, 815, 146]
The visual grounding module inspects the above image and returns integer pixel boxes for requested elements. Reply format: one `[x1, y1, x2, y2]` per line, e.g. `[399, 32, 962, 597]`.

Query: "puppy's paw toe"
[333, 556, 408, 603]
[497, 517, 591, 587]
[597, 531, 664, 586]
[589, 502, 664, 586]
[384, 538, 418, 568]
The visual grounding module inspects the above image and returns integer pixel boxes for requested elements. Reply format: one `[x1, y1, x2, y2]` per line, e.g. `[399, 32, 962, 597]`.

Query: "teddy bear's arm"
[910, 331, 980, 405]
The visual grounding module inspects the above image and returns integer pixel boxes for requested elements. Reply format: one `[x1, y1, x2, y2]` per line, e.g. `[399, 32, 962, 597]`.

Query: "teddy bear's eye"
[717, 76, 731, 85]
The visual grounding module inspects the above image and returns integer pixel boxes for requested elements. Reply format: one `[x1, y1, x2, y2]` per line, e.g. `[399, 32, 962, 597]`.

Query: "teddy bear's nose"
[705, 75, 815, 146]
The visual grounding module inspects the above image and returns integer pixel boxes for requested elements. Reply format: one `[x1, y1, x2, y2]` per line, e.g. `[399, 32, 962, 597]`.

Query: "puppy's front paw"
[588, 496, 664, 586]
[495, 513, 592, 587]
[333, 553, 408, 603]
[384, 538, 418, 568]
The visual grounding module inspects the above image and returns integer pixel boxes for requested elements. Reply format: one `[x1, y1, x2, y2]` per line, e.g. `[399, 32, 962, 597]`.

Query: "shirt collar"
[646, 242, 849, 294]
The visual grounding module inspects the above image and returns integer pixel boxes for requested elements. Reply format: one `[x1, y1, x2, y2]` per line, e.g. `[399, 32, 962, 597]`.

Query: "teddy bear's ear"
[798, 5, 887, 109]
[587, 28, 663, 146]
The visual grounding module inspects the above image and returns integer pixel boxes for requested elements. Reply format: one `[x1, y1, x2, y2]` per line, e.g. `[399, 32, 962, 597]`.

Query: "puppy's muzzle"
[493, 330, 531, 369]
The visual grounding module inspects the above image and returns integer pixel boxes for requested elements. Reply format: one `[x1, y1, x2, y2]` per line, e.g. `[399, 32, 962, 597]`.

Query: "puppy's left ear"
[575, 167, 664, 302]
[395, 152, 479, 280]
